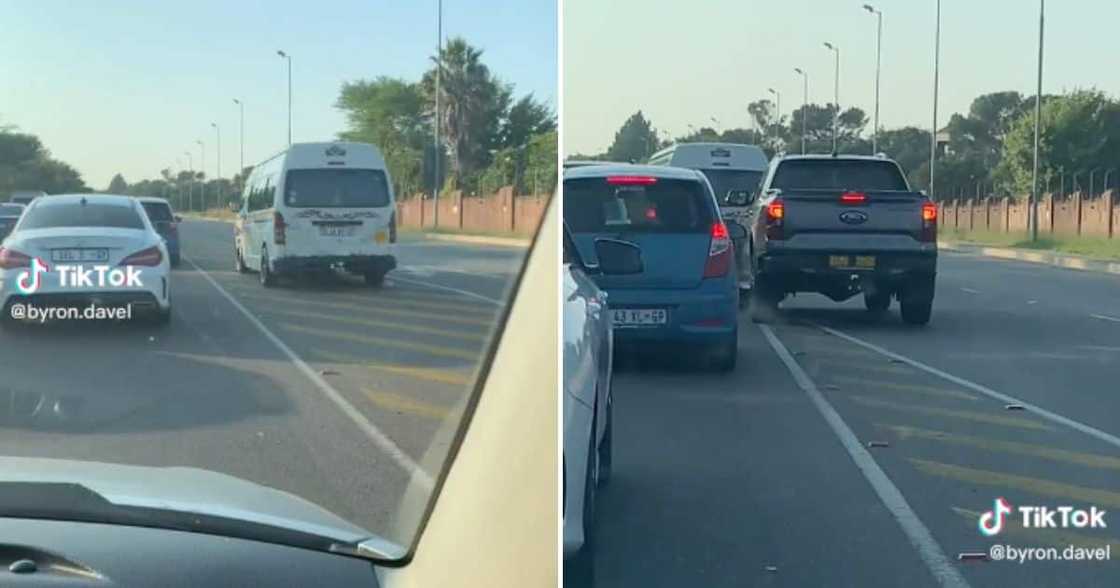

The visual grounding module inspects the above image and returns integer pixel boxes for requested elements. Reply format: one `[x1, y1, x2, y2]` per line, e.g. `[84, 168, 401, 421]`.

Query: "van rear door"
[280, 168, 393, 256]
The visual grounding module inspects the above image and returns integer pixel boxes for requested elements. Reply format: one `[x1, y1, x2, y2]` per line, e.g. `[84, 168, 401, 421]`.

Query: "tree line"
[573, 89, 1120, 200]
[1, 123, 90, 196]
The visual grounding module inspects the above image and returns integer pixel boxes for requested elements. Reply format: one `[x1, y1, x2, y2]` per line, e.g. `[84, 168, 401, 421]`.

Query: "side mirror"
[726, 190, 754, 207]
[726, 222, 748, 240]
[593, 238, 643, 275]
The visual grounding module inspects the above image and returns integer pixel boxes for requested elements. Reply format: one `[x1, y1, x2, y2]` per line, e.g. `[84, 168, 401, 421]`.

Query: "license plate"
[319, 225, 356, 238]
[611, 308, 668, 327]
[52, 248, 109, 263]
[828, 255, 876, 269]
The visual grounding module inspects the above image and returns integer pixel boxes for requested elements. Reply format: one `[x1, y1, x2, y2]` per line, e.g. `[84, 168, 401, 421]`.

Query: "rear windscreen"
[563, 177, 715, 234]
[771, 160, 909, 192]
[284, 169, 391, 208]
[141, 202, 173, 222]
[699, 169, 764, 205]
[20, 203, 145, 230]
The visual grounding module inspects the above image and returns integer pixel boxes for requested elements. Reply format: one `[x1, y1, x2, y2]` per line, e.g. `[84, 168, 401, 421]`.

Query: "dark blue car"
[137, 197, 181, 267]
[563, 164, 743, 371]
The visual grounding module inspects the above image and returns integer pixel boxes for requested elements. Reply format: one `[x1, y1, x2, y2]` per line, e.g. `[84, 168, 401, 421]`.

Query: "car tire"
[711, 334, 738, 372]
[364, 271, 386, 288]
[563, 416, 599, 588]
[597, 392, 613, 488]
[900, 277, 934, 325]
[235, 247, 248, 274]
[749, 275, 782, 324]
[864, 291, 891, 313]
[259, 247, 276, 288]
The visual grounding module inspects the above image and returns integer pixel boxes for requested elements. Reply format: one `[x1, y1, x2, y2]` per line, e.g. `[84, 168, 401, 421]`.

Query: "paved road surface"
[0, 219, 525, 543]
[594, 250, 1120, 587]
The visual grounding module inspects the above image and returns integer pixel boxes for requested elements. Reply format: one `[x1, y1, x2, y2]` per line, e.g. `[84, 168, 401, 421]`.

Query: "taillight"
[765, 199, 785, 240]
[274, 212, 287, 245]
[120, 245, 163, 267]
[840, 191, 867, 205]
[606, 175, 658, 186]
[920, 201, 938, 242]
[0, 247, 32, 269]
[389, 212, 397, 243]
[703, 221, 733, 278]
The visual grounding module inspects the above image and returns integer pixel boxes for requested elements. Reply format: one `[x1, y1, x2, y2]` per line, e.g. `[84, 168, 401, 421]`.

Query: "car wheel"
[364, 271, 386, 288]
[749, 275, 782, 324]
[259, 247, 276, 288]
[563, 417, 599, 588]
[900, 277, 934, 325]
[864, 291, 891, 313]
[711, 334, 738, 372]
[597, 392, 612, 488]
[235, 247, 248, 274]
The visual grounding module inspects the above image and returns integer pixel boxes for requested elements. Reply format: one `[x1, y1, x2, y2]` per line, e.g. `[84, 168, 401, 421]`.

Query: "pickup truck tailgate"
[780, 191, 926, 249]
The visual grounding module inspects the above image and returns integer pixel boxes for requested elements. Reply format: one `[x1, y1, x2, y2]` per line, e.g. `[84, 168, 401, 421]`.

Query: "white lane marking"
[1090, 313, 1120, 324]
[184, 257, 434, 491]
[816, 324, 1120, 452]
[390, 275, 501, 306]
[960, 288, 980, 294]
[759, 325, 969, 588]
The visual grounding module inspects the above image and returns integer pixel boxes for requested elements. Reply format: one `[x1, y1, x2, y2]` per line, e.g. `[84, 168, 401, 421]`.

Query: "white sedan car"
[0, 194, 172, 327]
[563, 223, 644, 586]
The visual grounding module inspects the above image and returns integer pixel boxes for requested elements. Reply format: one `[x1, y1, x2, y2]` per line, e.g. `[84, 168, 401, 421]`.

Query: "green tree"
[604, 111, 659, 163]
[108, 173, 128, 193]
[500, 94, 555, 150]
[421, 37, 512, 189]
[876, 127, 932, 187]
[337, 77, 429, 196]
[998, 91, 1120, 196]
[785, 103, 869, 154]
[0, 129, 90, 194]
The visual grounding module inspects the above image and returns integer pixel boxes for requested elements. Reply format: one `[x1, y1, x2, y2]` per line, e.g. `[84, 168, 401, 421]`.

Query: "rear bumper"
[272, 254, 397, 275]
[602, 280, 738, 344]
[759, 250, 937, 281]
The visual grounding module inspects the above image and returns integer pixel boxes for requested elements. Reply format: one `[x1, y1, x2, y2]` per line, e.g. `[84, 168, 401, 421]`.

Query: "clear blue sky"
[1, 0, 557, 189]
[564, 0, 1120, 156]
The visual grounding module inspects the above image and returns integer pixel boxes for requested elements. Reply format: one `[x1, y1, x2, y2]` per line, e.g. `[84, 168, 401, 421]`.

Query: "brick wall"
[395, 185, 549, 236]
[941, 191, 1115, 239]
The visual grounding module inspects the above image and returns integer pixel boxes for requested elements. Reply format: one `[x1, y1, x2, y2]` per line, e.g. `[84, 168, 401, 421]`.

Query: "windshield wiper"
[0, 482, 404, 562]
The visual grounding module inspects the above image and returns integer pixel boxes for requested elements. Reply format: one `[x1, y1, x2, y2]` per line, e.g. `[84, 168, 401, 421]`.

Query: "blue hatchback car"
[563, 164, 743, 371]
[137, 197, 181, 267]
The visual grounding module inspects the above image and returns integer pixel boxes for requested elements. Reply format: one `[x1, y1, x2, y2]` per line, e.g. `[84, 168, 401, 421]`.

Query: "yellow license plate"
[829, 255, 876, 269]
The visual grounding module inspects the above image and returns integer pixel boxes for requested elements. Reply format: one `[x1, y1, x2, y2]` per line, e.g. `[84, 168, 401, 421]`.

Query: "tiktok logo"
[16, 257, 50, 295]
[979, 497, 1014, 537]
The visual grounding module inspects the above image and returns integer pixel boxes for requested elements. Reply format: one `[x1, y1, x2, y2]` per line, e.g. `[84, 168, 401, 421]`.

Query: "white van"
[647, 142, 768, 223]
[234, 142, 397, 287]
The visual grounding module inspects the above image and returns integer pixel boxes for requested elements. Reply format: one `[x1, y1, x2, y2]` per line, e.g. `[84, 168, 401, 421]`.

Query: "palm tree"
[423, 37, 510, 189]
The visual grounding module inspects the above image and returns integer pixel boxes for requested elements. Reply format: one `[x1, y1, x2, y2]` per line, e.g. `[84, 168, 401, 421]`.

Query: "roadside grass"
[399, 226, 530, 241]
[944, 229, 1120, 260]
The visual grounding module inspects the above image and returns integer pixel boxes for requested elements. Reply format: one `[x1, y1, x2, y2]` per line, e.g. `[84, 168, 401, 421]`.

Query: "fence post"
[1074, 190, 1083, 236]
[1106, 190, 1115, 239]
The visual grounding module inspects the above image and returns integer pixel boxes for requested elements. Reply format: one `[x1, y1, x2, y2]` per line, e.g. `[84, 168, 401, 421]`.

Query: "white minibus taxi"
[234, 142, 397, 287]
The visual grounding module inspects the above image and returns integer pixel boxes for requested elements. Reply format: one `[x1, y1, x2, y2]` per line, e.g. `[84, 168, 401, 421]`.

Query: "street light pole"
[823, 42, 840, 153]
[276, 50, 292, 148]
[211, 123, 222, 206]
[433, 0, 443, 228]
[196, 140, 205, 212]
[1030, 0, 1044, 241]
[233, 99, 245, 187]
[767, 88, 781, 153]
[931, 0, 942, 201]
[864, 4, 883, 153]
[793, 68, 808, 154]
[184, 151, 193, 212]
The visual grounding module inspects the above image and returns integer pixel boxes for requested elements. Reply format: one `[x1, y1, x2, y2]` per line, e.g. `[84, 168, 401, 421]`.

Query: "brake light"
[766, 200, 785, 221]
[922, 201, 938, 222]
[840, 191, 867, 204]
[606, 175, 658, 186]
[765, 199, 785, 241]
[274, 211, 287, 245]
[703, 221, 733, 278]
[0, 247, 32, 269]
[120, 245, 163, 267]
[920, 201, 938, 242]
